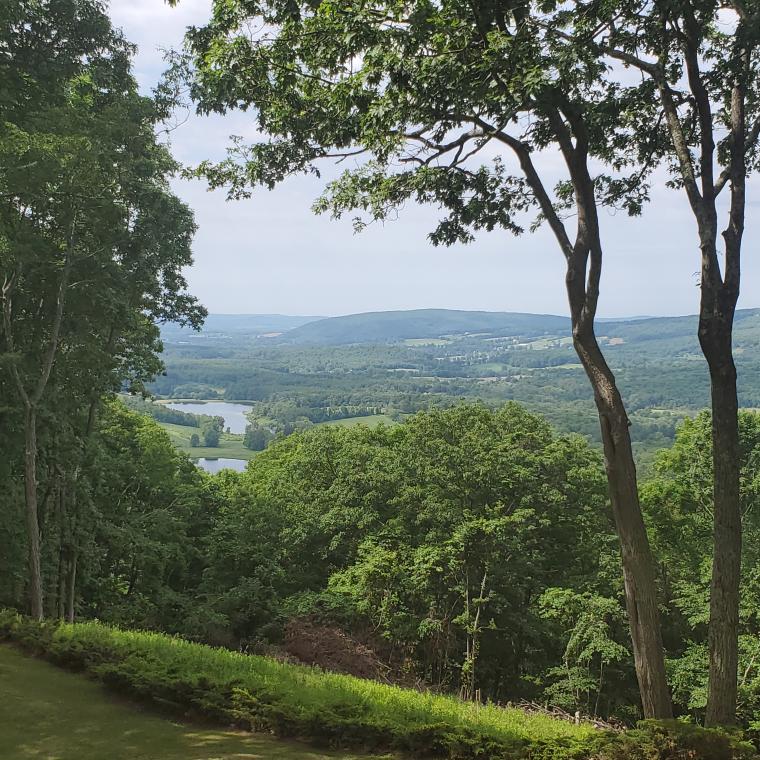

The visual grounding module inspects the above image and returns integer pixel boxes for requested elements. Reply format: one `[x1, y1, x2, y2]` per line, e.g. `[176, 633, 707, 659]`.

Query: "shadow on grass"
[0, 645, 371, 760]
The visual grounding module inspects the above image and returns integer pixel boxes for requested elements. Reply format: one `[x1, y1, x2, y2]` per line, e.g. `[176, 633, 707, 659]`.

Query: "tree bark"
[495, 107, 672, 719]
[23, 404, 43, 620]
[66, 551, 77, 623]
[3, 231, 75, 623]
[560, 121, 672, 719]
[572, 320, 673, 719]
[701, 308, 741, 726]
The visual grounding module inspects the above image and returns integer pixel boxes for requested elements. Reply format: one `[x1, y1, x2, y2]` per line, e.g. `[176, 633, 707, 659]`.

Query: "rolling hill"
[279, 308, 573, 345]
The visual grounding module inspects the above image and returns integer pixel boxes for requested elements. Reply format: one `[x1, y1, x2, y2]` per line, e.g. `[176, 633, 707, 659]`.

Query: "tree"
[244, 422, 273, 451]
[539, 589, 630, 718]
[190, 433, 201, 448]
[179, 0, 671, 715]
[643, 411, 760, 723]
[557, 0, 760, 725]
[325, 405, 619, 702]
[0, 0, 203, 619]
[201, 418, 223, 447]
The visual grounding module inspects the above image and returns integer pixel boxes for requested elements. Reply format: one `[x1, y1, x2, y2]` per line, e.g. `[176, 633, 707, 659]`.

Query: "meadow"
[0, 644, 372, 760]
[159, 421, 257, 461]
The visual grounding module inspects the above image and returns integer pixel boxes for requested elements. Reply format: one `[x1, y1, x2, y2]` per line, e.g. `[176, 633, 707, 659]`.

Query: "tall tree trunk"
[56, 473, 67, 619]
[501, 111, 672, 718]
[66, 551, 77, 623]
[4, 242, 74, 623]
[23, 404, 43, 620]
[573, 325, 673, 719]
[563, 134, 672, 719]
[701, 307, 741, 726]
[57, 552, 66, 619]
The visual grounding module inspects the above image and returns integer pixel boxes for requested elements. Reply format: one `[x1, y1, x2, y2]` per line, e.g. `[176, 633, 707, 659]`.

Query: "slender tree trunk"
[66, 551, 77, 623]
[4, 242, 74, 623]
[23, 404, 43, 620]
[56, 474, 67, 619]
[562, 147, 671, 719]
[498, 100, 672, 718]
[57, 553, 66, 619]
[701, 311, 741, 726]
[573, 327, 673, 719]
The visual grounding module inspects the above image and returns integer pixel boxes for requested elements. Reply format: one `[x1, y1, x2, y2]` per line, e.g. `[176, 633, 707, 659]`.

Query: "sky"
[109, 0, 759, 318]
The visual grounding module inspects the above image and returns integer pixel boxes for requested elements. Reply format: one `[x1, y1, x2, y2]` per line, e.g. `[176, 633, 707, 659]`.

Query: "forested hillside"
[280, 308, 572, 344]
[5, 399, 760, 734]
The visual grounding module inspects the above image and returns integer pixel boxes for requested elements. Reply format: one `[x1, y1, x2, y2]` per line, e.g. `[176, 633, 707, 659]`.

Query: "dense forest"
[6, 398, 760, 729]
[3, 0, 760, 758]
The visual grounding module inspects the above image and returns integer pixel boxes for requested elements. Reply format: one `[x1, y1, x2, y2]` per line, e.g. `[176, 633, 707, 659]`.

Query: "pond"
[195, 458, 248, 474]
[164, 401, 252, 434]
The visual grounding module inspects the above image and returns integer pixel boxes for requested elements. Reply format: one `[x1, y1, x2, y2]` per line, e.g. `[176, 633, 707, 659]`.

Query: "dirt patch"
[283, 618, 389, 681]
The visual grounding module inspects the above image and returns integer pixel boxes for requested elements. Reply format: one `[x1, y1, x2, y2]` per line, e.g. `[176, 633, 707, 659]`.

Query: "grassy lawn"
[0, 644, 373, 760]
[158, 422, 256, 461]
[1, 616, 752, 760]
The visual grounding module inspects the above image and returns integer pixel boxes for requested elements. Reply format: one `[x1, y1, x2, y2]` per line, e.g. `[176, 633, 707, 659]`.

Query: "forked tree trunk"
[4, 244, 73, 623]
[572, 324, 673, 719]
[502, 110, 672, 718]
[561, 136, 672, 718]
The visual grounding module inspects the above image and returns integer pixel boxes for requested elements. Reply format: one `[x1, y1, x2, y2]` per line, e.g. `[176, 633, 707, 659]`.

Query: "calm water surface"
[195, 458, 248, 474]
[164, 401, 252, 434]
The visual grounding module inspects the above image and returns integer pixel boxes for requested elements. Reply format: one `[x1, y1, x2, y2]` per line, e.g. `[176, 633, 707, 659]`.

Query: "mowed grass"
[42, 622, 595, 747]
[0, 644, 370, 760]
[159, 421, 256, 461]
[160, 417, 397, 459]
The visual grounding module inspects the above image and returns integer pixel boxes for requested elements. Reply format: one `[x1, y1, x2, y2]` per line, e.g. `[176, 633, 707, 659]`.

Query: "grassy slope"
[0, 644, 368, 760]
[1, 616, 755, 760]
[63, 623, 594, 745]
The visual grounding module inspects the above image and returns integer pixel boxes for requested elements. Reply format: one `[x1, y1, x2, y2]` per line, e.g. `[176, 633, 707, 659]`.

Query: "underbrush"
[0, 611, 755, 760]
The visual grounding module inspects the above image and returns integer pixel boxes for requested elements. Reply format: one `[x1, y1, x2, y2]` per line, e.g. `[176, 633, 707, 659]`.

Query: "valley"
[147, 308, 760, 470]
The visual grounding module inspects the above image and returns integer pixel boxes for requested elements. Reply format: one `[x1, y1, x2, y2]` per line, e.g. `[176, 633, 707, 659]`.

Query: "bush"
[0, 611, 755, 760]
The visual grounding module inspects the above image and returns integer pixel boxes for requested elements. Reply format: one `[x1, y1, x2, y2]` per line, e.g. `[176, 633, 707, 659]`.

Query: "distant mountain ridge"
[162, 313, 322, 341]
[279, 308, 573, 345]
[161, 307, 760, 348]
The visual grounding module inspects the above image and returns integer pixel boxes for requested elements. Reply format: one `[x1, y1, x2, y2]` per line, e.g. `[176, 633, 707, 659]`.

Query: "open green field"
[158, 421, 256, 461]
[315, 414, 397, 429]
[0, 645, 370, 760]
[402, 338, 450, 346]
[158, 415, 398, 462]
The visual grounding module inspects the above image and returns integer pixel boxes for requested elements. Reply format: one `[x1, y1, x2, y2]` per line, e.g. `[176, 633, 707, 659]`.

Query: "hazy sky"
[110, 0, 759, 318]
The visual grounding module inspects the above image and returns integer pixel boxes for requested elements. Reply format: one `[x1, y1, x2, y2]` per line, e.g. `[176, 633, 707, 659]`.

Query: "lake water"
[164, 401, 252, 434]
[195, 458, 248, 474]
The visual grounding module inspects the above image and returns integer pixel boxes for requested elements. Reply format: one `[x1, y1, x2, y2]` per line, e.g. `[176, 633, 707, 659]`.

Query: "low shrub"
[0, 610, 755, 760]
